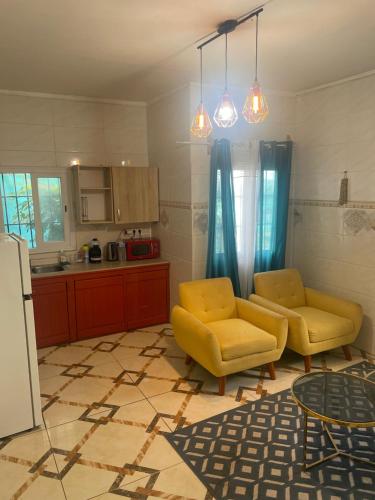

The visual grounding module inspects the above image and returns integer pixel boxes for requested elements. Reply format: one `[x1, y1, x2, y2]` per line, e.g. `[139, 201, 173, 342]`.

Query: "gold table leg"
[302, 412, 375, 471]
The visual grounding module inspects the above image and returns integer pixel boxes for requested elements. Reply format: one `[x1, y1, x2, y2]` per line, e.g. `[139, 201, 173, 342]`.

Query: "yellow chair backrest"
[254, 268, 306, 309]
[179, 277, 237, 323]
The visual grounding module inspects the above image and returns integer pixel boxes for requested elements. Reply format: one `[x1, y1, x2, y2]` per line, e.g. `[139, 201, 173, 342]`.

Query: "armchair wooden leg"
[185, 354, 192, 365]
[218, 376, 226, 396]
[267, 362, 276, 380]
[342, 345, 352, 361]
[304, 355, 312, 373]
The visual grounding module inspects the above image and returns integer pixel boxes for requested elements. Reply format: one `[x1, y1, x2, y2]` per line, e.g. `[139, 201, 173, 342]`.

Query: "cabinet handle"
[117, 208, 121, 220]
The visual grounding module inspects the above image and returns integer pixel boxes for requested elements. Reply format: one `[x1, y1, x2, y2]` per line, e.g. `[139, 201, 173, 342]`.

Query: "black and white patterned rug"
[166, 361, 375, 500]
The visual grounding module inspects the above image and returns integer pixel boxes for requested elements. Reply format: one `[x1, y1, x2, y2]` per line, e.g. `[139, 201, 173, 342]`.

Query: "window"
[260, 169, 277, 252]
[0, 171, 70, 252]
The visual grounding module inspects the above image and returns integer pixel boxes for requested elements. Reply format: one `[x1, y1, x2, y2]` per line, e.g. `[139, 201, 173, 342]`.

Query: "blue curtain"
[254, 140, 293, 273]
[206, 139, 241, 296]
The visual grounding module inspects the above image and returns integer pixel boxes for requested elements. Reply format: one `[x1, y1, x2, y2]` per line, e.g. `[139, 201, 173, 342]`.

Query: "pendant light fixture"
[242, 13, 269, 123]
[213, 33, 238, 128]
[191, 47, 213, 138]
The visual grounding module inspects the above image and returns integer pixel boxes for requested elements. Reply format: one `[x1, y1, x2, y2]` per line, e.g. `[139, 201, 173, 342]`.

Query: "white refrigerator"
[0, 233, 42, 438]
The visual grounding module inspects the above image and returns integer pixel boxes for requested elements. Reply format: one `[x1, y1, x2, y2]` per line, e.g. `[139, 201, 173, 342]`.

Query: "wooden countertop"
[31, 258, 169, 279]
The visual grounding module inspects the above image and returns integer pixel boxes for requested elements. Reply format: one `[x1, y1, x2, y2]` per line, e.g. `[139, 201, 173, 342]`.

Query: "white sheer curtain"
[232, 140, 259, 298]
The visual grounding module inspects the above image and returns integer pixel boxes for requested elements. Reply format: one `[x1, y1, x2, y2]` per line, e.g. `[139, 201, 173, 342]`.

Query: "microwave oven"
[126, 238, 160, 261]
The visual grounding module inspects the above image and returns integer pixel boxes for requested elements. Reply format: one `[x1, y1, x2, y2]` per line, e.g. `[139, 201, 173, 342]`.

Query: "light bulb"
[252, 95, 259, 113]
[191, 102, 213, 138]
[214, 91, 238, 128]
[242, 80, 269, 124]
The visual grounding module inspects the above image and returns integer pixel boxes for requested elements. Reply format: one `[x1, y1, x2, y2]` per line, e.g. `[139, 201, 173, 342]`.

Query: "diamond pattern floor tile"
[1, 324, 369, 499]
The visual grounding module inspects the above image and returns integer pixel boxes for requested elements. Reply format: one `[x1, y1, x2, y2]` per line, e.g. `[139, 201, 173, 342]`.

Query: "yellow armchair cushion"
[305, 287, 363, 334]
[179, 277, 236, 324]
[292, 306, 353, 343]
[206, 318, 277, 361]
[254, 268, 306, 309]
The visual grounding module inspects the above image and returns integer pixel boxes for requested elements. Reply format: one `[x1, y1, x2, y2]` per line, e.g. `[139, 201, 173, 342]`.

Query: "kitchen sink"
[31, 264, 65, 274]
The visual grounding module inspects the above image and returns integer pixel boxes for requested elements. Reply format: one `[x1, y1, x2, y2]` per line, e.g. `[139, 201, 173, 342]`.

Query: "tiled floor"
[0, 324, 372, 499]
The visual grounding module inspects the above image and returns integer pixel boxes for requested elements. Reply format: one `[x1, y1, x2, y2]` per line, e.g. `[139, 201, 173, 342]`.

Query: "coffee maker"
[89, 238, 102, 263]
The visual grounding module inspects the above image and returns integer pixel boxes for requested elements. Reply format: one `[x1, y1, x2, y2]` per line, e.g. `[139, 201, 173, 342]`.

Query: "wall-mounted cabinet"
[73, 166, 159, 225]
[74, 165, 114, 224]
[112, 167, 159, 224]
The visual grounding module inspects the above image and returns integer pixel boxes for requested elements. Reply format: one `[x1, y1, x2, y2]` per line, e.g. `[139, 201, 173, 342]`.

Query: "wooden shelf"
[73, 165, 114, 224]
[80, 219, 114, 224]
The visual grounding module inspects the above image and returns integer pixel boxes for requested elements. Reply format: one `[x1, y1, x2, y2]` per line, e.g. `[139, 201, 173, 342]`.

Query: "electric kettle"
[106, 242, 119, 261]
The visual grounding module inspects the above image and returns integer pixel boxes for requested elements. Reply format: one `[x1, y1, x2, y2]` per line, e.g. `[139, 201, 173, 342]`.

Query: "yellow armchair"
[172, 277, 288, 395]
[250, 268, 363, 372]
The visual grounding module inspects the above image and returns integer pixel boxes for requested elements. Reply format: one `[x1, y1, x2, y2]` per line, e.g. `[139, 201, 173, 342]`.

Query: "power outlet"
[120, 228, 151, 240]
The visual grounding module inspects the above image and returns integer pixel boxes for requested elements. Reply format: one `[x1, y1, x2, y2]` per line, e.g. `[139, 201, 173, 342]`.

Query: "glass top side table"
[291, 371, 375, 470]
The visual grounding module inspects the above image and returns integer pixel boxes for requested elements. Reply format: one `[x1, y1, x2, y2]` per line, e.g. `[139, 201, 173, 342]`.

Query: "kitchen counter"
[31, 258, 169, 279]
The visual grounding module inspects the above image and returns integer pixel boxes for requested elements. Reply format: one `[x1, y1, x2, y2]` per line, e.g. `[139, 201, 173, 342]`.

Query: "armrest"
[249, 294, 310, 354]
[305, 287, 363, 334]
[171, 305, 222, 376]
[236, 298, 288, 351]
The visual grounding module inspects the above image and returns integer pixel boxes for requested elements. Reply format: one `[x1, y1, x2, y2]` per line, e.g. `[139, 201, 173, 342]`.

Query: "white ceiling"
[1, 0, 375, 102]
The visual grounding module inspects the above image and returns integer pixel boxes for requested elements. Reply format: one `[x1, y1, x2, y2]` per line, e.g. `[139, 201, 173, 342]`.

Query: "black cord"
[225, 34, 228, 90]
[200, 48, 203, 103]
[255, 14, 259, 81]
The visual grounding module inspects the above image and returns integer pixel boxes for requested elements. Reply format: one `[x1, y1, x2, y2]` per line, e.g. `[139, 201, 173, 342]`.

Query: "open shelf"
[73, 165, 114, 224]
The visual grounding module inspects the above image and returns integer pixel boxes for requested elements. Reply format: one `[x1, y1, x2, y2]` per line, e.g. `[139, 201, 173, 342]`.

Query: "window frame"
[0, 167, 73, 253]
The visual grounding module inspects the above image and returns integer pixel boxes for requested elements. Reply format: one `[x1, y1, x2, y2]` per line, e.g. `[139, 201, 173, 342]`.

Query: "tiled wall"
[0, 92, 150, 260]
[148, 86, 193, 307]
[290, 74, 375, 354]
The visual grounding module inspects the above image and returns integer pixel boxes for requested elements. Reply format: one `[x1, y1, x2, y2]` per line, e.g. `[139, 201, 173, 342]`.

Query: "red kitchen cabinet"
[32, 262, 170, 348]
[126, 268, 169, 329]
[32, 280, 70, 348]
[75, 274, 125, 339]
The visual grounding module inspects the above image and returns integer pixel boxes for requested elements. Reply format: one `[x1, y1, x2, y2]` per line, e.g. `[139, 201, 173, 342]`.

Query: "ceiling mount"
[197, 7, 263, 50]
[217, 19, 238, 35]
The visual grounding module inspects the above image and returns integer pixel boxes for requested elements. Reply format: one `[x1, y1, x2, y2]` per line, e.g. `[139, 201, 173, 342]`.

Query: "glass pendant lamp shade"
[242, 79, 269, 123]
[242, 13, 268, 124]
[214, 34, 238, 128]
[191, 47, 213, 138]
[214, 91, 238, 128]
[191, 102, 213, 138]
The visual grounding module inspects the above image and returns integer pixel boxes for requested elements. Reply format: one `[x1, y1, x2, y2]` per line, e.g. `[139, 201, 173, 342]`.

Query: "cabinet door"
[75, 275, 125, 339]
[112, 167, 159, 224]
[126, 269, 169, 329]
[32, 281, 70, 348]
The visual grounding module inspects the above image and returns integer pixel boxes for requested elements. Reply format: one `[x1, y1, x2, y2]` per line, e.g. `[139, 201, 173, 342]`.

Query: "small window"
[37, 177, 65, 243]
[0, 173, 36, 247]
[261, 170, 277, 252]
[0, 171, 70, 252]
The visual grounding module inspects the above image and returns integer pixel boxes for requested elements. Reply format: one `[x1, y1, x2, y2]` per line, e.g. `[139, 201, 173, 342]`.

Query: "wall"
[147, 86, 193, 307]
[0, 91, 150, 261]
[290, 74, 375, 354]
[148, 82, 296, 307]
